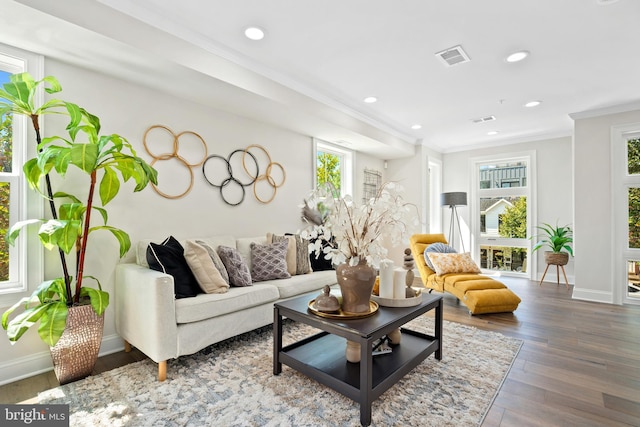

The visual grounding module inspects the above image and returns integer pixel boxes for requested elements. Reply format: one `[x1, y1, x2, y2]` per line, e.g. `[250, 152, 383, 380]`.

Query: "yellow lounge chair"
[410, 233, 521, 315]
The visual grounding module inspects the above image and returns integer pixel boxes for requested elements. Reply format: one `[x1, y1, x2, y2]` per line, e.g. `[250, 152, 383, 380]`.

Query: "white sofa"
[115, 235, 336, 381]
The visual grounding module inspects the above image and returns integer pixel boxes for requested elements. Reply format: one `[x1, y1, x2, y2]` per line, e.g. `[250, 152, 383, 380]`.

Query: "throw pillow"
[427, 252, 481, 276]
[146, 236, 201, 298]
[250, 240, 291, 282]
[217, 245, 252, 287]
[424, 242, 457, 271]
[288, 233, 313, 274]
[308, 238, 334, 271]
[268, 233, 297, 276]
[196, 240, 230, 285]
[184, 240, 230, 294]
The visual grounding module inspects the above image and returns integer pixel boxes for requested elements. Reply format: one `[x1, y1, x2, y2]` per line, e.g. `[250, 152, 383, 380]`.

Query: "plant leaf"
[88, 225, 131, 257]
[37, 302, 68, 347]
[99, 166, 120, 205]
[80, 286, 110, 316]
[69, 143, 98, 174]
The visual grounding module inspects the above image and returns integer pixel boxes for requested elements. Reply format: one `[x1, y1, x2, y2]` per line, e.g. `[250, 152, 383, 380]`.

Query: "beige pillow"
[184, 240, 230, 294]
[267, 233, 297, 276]
[427, 252, 481, 276]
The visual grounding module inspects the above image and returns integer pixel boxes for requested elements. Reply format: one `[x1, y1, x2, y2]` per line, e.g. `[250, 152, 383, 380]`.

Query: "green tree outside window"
[317, 151, 341, 193]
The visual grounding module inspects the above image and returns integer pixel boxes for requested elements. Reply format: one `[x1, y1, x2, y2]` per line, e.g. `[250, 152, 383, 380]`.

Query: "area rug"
[38, 317, 522, 426]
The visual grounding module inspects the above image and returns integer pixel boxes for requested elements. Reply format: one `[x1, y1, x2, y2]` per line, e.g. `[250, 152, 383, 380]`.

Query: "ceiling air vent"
[435, 45, 471, 67]
[472, 115, 496, 124]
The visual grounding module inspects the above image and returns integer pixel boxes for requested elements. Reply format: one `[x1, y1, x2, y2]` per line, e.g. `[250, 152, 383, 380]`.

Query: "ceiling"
[3, 0, 640, 158]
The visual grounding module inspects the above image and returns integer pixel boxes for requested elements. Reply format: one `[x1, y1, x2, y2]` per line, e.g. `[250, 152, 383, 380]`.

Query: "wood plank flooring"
[0, 277, 639, 426]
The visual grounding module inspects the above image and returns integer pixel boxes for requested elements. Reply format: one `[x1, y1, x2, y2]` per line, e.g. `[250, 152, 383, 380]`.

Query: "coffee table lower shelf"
[279, 328, 439, 416]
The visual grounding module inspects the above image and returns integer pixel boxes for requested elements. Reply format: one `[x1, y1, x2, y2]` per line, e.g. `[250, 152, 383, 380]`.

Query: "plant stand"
[539, 251, 570, 289]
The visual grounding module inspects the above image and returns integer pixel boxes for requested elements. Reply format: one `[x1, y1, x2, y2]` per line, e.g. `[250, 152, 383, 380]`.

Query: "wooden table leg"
[273, 307, 283, 375]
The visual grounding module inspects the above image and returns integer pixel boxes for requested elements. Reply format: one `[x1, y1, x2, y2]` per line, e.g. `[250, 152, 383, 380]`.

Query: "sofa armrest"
[115, 263, 178, 363]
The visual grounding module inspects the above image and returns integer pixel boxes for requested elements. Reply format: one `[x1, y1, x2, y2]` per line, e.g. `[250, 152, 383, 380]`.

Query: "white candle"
[379, 259, 395, 299]
[393, 268, 407, 299]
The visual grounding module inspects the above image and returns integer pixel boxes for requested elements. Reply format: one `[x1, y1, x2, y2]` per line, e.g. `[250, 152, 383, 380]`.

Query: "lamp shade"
[441, 192, 467, 207]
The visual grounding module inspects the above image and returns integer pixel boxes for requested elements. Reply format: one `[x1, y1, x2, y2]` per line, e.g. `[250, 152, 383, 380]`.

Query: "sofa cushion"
[251, 241, 291, 282]
[218, 245, 252, 287]
[184, 240, 230, 294]
[147, 236, 201, 299]
[427, 252, 481, 276]
[196, 240, 230, 285]
[174, 285, 280, 324]
[267, 233, 297, 276]
[136, 235, 236, 268]
[236, 236, 267, 270]
[289, 233, 313, 275]
[265, 269, 337, 299]
[424, 242, 457, 270]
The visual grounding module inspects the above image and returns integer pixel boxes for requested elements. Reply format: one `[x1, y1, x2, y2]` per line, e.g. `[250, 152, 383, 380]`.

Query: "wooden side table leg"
[539, 264, 550, 286]
[556, 265, 560, 286]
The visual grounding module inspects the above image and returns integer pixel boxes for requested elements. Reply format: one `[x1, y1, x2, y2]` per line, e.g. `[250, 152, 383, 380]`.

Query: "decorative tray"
[308, 299, 379, 319]
[370, 292, 423, 307]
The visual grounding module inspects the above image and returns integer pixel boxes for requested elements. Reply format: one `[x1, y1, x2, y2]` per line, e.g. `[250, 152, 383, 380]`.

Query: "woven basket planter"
[544, 251, 569, 266]
[50, 304, 104, 385]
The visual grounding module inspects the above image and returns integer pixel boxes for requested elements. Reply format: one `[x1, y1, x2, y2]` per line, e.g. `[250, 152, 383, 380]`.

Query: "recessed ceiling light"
[411, 124, 422, 130]
[244, 27, 265, 41]
[506, 50, 529, 63]
[487, 131, 499, 136]
[524, 100, 542, 108]
[363, 96, 377, 103]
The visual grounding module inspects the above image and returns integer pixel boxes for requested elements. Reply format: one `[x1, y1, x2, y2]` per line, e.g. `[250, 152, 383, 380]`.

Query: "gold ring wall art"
[143, 125, 208, 199]
[203, 144, 286, 206]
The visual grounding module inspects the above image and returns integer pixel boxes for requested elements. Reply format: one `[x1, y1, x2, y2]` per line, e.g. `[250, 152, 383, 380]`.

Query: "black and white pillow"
[250, 240, 291, 282]
[146, 236, 201, 298]
[217, 245, 252, 287]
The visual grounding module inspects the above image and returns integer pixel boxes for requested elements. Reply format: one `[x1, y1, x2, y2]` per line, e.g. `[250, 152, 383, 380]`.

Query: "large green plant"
[531, 222, 574, 255]
[0, 73, 157, 346]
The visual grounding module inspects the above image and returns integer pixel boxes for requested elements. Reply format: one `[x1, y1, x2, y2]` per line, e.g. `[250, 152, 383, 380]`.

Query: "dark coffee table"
[273, 292, 443, 426]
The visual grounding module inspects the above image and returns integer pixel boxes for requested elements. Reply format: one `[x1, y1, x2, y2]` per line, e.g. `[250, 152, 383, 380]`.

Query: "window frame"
[612, 124, 640, 305]
[469, 151, 536, 278]
[0, 43, 44, 303]
[312, 138, 353, 197]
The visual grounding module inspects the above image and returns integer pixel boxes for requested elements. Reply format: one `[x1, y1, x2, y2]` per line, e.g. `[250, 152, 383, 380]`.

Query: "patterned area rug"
[38, 317, 522, 426]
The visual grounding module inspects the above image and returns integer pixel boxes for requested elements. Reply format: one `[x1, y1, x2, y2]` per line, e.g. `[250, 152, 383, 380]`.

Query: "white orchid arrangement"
[301, 181, 419, 267]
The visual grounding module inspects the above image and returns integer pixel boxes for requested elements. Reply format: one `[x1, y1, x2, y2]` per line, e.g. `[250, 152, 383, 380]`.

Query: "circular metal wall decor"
[203, 144, 286, 206]
[143, 125, 208, 199]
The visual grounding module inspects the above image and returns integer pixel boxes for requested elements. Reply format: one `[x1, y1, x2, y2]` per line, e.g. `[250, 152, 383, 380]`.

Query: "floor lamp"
[441, 192, 467, 252]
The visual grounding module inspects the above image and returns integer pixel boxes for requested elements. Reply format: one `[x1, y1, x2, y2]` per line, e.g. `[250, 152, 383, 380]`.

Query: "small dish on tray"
[308, 300, 379, 319]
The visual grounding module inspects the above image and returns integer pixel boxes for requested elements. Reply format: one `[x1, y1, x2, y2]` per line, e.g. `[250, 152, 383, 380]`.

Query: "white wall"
[442, 136, 573, 282]
[573, 108, 640, 303]
[0, 59, 384, 384]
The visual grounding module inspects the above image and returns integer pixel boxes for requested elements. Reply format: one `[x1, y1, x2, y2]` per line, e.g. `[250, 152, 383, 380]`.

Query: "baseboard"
[0, 333, 125, 386]
[571, 288, 614, 304]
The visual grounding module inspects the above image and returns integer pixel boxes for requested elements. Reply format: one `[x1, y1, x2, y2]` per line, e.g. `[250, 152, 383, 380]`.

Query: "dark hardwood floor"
[1, 277, 639, 426]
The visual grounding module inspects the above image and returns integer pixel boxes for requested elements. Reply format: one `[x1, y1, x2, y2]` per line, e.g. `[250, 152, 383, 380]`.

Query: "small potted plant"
[0, 73, 157, 383]
[531, 222, 573, 266]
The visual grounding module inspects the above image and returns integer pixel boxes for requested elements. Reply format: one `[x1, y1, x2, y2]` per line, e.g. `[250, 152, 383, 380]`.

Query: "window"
[0, 44, 43, 299]
[471, 155, 534, 277]
[313, 139, 353, 197]
[613, 127, 640, 304]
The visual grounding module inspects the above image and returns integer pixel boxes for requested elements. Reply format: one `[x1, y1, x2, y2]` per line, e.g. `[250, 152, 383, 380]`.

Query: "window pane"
[0, 71, 12, 173]
[478, 161, 527, 189]
[627, 260, 640, 298]
[0, 182, 9, 281]
[629, 187, 640, 249]
[480, 196, 527, 238]
[316, 150, 341, 193]
[627, 138, 640, 175]
[480, 245, 528, 273]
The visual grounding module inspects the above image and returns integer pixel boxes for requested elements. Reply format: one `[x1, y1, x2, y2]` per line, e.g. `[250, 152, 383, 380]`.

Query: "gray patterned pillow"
[250, 240, 291, 282]
[196, 240, 230, 285]
[424, 243, 457, 271]
[217, 245, 252, 287]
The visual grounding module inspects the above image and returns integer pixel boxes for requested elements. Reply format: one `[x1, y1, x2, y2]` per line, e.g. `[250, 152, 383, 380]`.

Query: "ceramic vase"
[336, 260, 376, 314]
